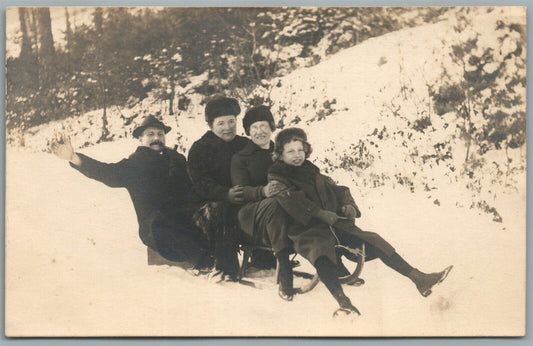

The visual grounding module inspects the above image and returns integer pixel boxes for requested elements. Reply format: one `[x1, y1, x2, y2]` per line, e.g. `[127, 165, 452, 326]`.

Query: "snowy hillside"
[5, 7, 526, 336]
[9, 7, 525, 219]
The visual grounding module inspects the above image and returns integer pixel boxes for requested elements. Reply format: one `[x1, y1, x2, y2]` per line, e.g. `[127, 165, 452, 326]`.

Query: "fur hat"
[273, 127, 312, 160]
[132, 115, 171, 138]
[242, 106, 276, 135]
[205, 97, 241, 124]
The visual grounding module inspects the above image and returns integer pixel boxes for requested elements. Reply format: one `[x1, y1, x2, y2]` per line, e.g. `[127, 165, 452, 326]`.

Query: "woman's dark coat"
[230, 140, 274, 234]
[187, 130, 249, 202]
[230, 140, 291, 253]
[186, 130, 248, 275]
[268, 160, 395, 265]
[71, 146, 201, 250]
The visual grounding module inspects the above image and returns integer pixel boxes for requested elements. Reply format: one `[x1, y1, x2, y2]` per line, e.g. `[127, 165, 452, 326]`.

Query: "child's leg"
[366, 244, 413, 277]
[342, 233, 452, 297]
[314, 256, 360, 314]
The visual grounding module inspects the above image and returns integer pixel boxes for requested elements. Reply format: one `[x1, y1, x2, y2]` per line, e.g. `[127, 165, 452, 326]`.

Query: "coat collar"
[200, 130, 248, 146]
[270, 159, 319, 177]
[132, 146, 170, 160]
[135, 145, 167, 154]
[239, 140, 274, 156]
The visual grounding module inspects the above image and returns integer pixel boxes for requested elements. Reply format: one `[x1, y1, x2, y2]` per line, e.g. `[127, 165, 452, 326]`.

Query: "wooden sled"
[238, 243, 366, 292]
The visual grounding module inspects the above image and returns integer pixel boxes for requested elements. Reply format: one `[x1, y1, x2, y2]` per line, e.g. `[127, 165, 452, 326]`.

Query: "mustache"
[150, 141, 164, 147]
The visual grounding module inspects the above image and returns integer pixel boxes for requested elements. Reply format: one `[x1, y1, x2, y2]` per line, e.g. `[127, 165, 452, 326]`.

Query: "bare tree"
[18, 8, 33, 59]
[36, 7, 56, 88]
[93, 7, 110, 141]
[64, 7, 72, 74]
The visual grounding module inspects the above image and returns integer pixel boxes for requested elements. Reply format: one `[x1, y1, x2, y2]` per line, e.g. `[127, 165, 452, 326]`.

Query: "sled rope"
[329, 225, 366, 259]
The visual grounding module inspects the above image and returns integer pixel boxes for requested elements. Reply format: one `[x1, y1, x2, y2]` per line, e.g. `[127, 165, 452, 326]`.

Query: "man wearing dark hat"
[187, 96, 249, 281]
[51, 115, 213, 271]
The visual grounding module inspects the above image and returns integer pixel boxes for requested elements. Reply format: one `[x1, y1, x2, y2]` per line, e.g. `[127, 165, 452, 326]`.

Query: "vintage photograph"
[5, 6, 526, 337]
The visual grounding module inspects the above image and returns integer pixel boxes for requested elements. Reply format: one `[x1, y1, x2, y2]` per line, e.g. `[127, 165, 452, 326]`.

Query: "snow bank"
[5, 144, 525, 336]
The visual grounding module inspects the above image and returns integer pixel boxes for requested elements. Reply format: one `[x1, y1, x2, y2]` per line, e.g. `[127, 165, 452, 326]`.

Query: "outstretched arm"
[51, 138, 82, 166]
[50, 136, 130, 188]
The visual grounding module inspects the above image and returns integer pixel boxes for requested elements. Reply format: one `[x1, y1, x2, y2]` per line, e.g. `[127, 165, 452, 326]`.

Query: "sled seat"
[147, 246, 192, 269]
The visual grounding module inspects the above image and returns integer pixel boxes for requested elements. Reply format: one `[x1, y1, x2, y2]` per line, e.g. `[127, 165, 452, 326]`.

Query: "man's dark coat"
[71, 146, 202, 251]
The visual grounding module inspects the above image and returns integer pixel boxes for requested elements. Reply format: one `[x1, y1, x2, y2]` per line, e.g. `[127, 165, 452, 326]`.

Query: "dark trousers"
[151, 216, 209, 266]
[250, 198, 292, 254]
[238, 198, 292, 269]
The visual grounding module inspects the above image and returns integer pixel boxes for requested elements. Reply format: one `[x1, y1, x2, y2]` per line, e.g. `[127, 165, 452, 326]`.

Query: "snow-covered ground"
[5, 143, 525, 336]
[5, 7, 526, 337]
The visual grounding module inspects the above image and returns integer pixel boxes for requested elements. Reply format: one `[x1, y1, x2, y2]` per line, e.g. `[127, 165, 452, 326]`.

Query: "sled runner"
[146, 237, 367, 291]
[337, 243, 366, 286]
[238, 242, 366, 292]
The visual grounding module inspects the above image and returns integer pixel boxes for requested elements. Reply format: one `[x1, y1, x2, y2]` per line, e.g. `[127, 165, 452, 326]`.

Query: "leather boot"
[408, 265, 453, 297]
[277, 249, 294, 301]
[332, 290, 361, 316]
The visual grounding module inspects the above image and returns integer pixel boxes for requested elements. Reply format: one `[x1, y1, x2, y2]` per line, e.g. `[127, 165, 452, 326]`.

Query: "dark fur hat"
[205, 97, 241, 124]
[273, 127, 312, 160]
[242, 106, 276, 135]
[132, 115, 171, 138]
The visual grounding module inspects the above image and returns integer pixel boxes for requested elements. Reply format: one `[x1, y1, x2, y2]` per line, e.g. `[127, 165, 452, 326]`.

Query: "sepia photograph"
[4, 6, 527, 337]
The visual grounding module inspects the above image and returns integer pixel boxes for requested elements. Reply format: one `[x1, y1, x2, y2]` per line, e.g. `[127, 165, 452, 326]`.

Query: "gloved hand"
[341, 205, 357, 220]
[316, 209, 339, 226]
[227, 185, 245, 204]
[262, 180, 287, 198]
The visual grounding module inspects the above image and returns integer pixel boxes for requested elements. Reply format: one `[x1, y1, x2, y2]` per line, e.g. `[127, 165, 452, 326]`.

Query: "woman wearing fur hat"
[187, 96, 249, 281]
[268, 127, 453, 315]
[230, 105, 295, 300]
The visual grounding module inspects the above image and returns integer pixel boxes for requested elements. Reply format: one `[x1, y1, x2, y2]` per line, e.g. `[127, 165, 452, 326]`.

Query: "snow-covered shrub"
[339, 140, 376, 170]
[431, 8, 526, 161]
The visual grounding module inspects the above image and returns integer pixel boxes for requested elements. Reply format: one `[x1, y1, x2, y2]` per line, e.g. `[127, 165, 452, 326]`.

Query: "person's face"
[210, 115, 237, 142]
[249, 121, 272, 149]
[139, 126, 166, 152]
[280, 140, 306, 167]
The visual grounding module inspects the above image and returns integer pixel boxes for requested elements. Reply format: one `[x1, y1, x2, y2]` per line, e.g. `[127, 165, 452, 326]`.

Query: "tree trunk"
[29, 9, 40, 82]
[100, 106, 110, 142]
[36, 7, 56, 88]
[169, 80, 175, 115]
[94, 7, 109, 141]
[17, 8, 39, 89]
[465, 136, 471, 163]
[64, 7, 72, 74]
[18, 8, 33, 58]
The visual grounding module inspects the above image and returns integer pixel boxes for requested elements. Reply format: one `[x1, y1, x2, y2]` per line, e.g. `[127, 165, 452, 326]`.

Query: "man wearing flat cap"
[51, 115, 213, 271]
[187, 96, 249, 281]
